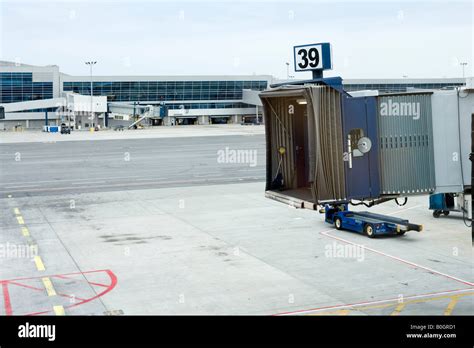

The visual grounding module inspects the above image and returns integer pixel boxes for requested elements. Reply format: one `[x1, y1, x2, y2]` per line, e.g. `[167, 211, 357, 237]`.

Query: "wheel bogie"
[334, 217, 342, 230]
[364, 224, 376, 238]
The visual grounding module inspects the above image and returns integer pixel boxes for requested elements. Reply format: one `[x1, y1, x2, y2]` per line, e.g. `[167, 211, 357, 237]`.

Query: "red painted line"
[8, 281, 85, 301]
[87, 281, 109, 288]
[58, 293, 86, 301]
[51, 274, 109, 289]
[2, 283, 13, 316]
[275, 224, 473, 316]
[0, 269, 111, 283]
[65, 270, 118, 310]
[275, 288, 473, 316]
[22, 270, 118, 316]
[53, 275, 70, 280]
[320, 230, 474, 287]
[0, 270, 117, 316]
[25, 310, 50, 316]
[9, 281, 44, 291]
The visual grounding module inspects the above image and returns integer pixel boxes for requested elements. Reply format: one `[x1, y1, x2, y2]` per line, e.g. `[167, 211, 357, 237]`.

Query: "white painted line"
[0, 176, 263, 193]
[386, 204, 424, 216]
[2, 175, 144, 186]
[277, 288, 474, 315]
[5, 184, 40, 189]
[72, 181, 106, 185]
[193, 174, 223, 178]
[320, 230, 474, 287]
[135, 177, 169, 181]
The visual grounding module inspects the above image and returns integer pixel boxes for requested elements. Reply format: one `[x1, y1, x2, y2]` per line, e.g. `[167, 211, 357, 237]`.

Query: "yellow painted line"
[33, 256, 45, 271]
[13, 208, 20, 215]
[335, 292, 474, 314]
[21, 227, 30, 237]
[53, 305, 65, 316]
[444, 295, 461, 316]
[42, 278, 57, 296]
[352, 302, 397, 311]
[318, 309, 350, 316]
[303, 292, 474, 316]
[16, 216, 24, 225]
[391, 303, 406, 315]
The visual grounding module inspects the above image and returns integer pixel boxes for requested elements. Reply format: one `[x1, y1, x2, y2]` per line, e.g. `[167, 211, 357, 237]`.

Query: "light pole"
[285, 62, 294, 79]
[85, 61, 97, 129]
[460, 62, 468, 79]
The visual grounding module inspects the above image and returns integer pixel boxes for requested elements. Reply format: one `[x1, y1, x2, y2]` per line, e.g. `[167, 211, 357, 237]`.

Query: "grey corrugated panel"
[377, 93, 435, 195]
[425, 94, 436, 192]
[431, 90, 472, 193]
[457, 91, 472, 188]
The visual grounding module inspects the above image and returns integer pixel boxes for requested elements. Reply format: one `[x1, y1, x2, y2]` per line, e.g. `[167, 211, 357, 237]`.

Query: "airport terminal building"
[0, 60, 467, 130]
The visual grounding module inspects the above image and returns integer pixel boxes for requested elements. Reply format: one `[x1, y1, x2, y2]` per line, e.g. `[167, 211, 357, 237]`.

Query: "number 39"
[297, 48, 320, 69]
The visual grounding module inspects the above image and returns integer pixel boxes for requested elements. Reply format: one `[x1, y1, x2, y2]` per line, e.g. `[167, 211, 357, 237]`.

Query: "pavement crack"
[37, 205, 110, 314]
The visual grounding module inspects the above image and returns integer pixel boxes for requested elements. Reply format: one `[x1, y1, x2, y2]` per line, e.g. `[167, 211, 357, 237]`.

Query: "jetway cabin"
[260, 84, 472, 209]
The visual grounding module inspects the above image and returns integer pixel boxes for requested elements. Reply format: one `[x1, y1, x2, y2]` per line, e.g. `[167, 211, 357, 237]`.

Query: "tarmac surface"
[0, 133, 264, 197]
[0, 128, 472, 315]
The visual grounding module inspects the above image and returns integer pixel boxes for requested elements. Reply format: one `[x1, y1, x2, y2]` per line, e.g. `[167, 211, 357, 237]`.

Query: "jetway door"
[342, 96, 380, 200]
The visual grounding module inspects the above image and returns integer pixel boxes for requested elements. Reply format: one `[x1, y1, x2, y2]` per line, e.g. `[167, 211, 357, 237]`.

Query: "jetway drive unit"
[260, 84, 471, 207]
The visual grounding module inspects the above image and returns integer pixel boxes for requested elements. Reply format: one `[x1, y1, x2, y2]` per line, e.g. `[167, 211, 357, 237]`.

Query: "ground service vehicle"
[323, 204, 423, 238]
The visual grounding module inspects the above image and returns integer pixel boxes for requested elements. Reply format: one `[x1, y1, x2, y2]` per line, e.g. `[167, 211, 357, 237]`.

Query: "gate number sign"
[293, 42, 332, 72]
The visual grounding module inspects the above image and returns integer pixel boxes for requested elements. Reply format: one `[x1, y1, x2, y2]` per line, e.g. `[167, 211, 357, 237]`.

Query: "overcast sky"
[0, 0, 472, 79]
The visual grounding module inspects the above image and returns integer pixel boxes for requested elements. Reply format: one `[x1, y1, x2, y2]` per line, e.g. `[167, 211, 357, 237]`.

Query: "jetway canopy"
[64, 93, 107, 113]
[1, 93, 107, 116]
[0, 98, 65, 113]
[242, 89, 263, 106]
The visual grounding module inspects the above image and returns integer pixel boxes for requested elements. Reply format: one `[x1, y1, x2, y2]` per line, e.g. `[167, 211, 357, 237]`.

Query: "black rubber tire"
[364, 224, 376, 238]
[433, 210, 441, 218]
[334, 217, 343, 230]
[443, 211, 450, 216]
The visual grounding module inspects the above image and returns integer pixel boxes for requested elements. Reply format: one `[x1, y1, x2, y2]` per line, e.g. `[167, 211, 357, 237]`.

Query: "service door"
[293, 105, 309, 188]
[342, 96, 380, 200]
